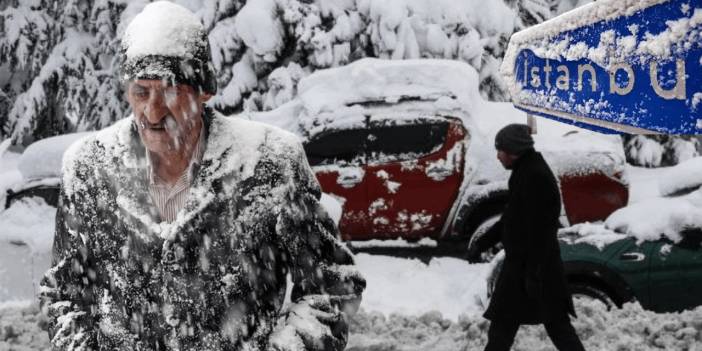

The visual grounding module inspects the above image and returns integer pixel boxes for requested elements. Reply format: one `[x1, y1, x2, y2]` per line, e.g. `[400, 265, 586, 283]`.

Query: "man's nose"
[144, 92, 169, 124]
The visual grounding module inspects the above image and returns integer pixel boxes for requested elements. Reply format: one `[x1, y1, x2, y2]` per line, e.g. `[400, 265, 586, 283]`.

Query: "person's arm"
[268, 142, 366, 351]
[40, 140, 139, 350]
[39, 188, 99, 350]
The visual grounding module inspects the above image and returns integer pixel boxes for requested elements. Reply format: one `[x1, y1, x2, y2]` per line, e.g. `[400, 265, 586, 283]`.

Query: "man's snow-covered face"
[127, 79, 210, 155]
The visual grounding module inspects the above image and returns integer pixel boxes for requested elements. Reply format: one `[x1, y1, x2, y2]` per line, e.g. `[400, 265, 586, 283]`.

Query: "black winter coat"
[40, 110, 365, 350]
[477, 150, 575, 324]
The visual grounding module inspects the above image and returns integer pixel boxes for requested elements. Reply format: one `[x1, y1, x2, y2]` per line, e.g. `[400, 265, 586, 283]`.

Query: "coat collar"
[102, 108, 264, 241]
[511, 148, 538, 172]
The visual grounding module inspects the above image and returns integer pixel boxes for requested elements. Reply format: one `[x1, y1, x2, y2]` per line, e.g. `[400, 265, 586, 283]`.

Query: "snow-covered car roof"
[248, 58, 480, 138]
[295, 58, 480, 117]
[17, 132, 95, 180]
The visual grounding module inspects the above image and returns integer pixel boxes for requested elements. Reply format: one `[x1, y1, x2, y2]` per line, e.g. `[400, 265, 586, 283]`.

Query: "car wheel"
[466, 214, 502, 262]
[569, 282, 618, 310]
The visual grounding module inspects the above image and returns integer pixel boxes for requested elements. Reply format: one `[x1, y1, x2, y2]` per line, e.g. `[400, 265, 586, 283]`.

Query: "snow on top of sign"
[637, 8, 702, 58]
[122, 1, 205, 60]
[518, 0, 666, 38]
[507, 0, 667, 52]
[525, 6, 702, 66]
[503, 0, 665, 72]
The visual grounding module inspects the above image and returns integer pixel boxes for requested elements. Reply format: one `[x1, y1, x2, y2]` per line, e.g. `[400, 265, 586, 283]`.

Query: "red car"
[303, 112, 628, 244]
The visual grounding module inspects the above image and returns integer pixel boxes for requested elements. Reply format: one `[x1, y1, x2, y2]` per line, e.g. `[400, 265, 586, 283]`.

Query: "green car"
[558, 228, 702, 313]
[484, 226, 702, 313]
[482, 159, 702, 313]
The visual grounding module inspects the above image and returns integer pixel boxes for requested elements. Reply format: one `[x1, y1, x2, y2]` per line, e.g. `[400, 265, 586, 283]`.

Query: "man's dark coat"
[476, 150, 575, 324]
[40, 110, 365, 350]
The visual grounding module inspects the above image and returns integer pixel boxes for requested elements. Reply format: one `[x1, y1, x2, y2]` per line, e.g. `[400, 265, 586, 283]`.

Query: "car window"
[304, 128, 368, 166]
[367, 120, 449, 163]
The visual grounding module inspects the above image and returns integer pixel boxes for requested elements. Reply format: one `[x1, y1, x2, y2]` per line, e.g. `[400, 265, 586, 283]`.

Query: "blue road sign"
[501, 0, 702, 134]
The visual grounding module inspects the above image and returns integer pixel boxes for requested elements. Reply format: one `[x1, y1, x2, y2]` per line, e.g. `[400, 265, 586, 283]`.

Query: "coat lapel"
[102, 116, 164, 241]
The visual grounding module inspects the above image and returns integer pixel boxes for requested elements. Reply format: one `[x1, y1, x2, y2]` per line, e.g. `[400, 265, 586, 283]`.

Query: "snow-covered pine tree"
[212, 0, 528, 112]
[1, 0, 135, 145]
[623, 135, 701, 168]
[1, 0, 60, 144]
[206, 0, 598, 112]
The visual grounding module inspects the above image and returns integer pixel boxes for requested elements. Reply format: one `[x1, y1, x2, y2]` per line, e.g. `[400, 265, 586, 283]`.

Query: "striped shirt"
[147, 128, 205, 223]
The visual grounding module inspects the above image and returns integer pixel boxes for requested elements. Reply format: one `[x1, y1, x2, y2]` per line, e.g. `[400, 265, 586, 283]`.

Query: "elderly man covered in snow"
[39, 2, 364, 350]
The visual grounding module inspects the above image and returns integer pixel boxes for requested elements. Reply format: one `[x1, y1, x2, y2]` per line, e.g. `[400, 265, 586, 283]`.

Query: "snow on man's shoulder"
[61, 117, 134, 195]
[215, 112, 304, 155]
[61, 132, 99, 196]
[204, 113, 305, 181]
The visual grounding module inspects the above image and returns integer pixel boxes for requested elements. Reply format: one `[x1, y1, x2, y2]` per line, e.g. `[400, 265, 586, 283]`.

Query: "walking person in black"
[467, 124, 586, 351]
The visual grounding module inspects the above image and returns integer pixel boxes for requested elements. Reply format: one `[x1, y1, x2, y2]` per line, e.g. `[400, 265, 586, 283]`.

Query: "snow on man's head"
[120, 1, 217, 94]
[123, 1, 203, 60]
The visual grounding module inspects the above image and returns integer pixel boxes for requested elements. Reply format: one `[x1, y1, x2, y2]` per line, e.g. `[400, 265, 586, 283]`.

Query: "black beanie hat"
[120, 1, 217, 95]
[120, 41, 218, 95]
[495, 124, 534, 155]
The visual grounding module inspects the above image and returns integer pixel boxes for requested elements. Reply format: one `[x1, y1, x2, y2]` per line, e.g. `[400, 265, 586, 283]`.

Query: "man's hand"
[268, 295, 347, 351]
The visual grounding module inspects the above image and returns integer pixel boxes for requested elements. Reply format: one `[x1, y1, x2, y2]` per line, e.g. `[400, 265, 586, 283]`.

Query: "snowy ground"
[3, 297, 702, 350]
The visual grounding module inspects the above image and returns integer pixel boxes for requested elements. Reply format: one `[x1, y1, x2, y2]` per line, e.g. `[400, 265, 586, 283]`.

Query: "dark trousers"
[484, 319, 586, 351]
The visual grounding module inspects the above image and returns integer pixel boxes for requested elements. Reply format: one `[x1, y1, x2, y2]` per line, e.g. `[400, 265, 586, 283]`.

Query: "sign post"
[501, 0, 701, 134]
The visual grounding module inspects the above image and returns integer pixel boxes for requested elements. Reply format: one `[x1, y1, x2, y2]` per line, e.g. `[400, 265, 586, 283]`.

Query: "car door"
[647, 229, 702, 312]
[304, 127, 370, 240]
[364, 117, 467, 240]
[605, 237, 657, 308]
